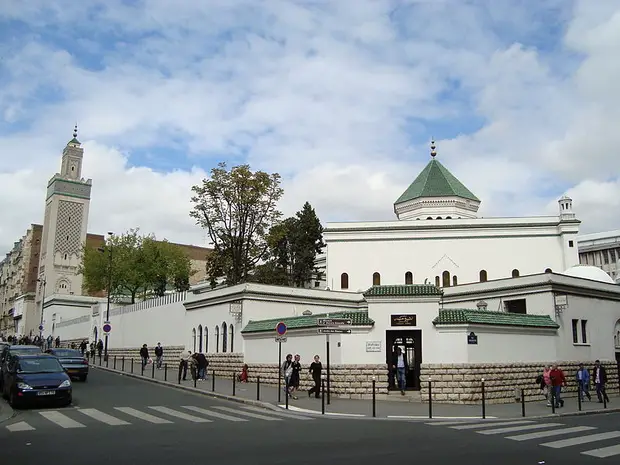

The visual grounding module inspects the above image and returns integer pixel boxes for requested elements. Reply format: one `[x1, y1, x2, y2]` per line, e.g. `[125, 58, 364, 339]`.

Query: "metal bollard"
[122, 357, 125, 372]
[551, 389, 556, 414]
[372, 377, 376, 418]
[113, 356, 117, 370]
[521, 389, 526, 417]
[212, 370, 215, 392]
[321, 377, 326, 415]
[481, 379, 486, 419]
[106, 355, 109, 368]
[604, 391, 608, 409]
[233, 373, 236, 396]
[257, 376, 261, 400]
[141, 360, 144, 376]
[99, 354, 102, 366]
[151, 361, 155, 378]
[164, 363, 167, 381]
[578, 388, 582, 411]
[285, 378, 289, 410]
[428, 377, 433, 419]
[131, 358, 134, 374]
[194, 375, 197, 388]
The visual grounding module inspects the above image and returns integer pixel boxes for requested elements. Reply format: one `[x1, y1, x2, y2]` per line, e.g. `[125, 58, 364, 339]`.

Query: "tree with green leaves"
[253, 202, 325, 287]
[190, 162, 284, 287]
[80, 229, 194, 303]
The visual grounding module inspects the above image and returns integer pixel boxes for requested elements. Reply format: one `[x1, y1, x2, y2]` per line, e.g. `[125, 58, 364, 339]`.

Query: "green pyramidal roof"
[395, 158, 479, 204]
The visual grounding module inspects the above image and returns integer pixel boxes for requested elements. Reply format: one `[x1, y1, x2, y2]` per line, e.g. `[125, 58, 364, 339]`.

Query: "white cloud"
[1, 0, 620, 255]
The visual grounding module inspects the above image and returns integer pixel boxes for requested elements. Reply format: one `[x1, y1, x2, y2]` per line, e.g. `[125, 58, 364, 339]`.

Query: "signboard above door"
[390, 314, 417, 326]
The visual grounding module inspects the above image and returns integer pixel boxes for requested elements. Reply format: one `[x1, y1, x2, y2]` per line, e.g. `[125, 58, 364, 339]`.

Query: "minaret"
[37, 126, 92, 301]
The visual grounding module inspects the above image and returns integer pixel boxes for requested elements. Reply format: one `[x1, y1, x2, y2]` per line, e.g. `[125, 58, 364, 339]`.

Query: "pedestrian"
[391, 347, 408, 395]
[154, 342, 163, 369]
[97, 339, 103, 357]
[195, 352, 208, 380]
[549, 364, 566, 408]
[576, 363, 591, 401]
[289, 354, 301, 400]
[140, 344, 149, 369]
[281, 354, 294, 398]
[179, 350, 191, 381]
[592, 360, 610, 404]
[308, 355, 322, 398]
[79, 339, 87, 355]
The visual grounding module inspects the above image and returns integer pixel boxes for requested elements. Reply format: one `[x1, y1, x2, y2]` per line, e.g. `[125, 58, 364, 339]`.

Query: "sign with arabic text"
[390, 314, 417, 326]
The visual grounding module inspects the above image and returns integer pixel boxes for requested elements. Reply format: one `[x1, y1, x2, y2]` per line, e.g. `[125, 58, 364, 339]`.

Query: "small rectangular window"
[505, 299, 526, 314]
[568, 240, 574, 247]
[581, 320, 588, 344]
[571, 319, 579, 344]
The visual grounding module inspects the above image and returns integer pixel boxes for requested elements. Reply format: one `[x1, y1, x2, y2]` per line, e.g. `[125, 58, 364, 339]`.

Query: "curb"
[90, 365, 284, 413]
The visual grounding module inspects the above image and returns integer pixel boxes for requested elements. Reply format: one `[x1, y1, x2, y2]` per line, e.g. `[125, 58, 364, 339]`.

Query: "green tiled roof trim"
[69, 137, 80, 144]
[241, 311, 374, 333]
[395, 159, 479, 204]
[432, 309, 559, 329]
[363, 284, 442, 297]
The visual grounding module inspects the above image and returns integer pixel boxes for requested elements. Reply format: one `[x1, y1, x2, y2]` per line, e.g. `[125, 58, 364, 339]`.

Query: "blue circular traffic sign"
[38, 325, 43, 331]
[102, 323, 112, 333]
[275, 322, 287, 336]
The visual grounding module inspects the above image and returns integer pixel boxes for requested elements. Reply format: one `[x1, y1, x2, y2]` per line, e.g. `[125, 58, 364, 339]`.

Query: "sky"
[1, 0, 619, 255]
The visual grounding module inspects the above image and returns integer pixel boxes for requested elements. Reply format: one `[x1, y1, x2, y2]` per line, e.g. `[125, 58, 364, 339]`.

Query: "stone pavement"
[92, 359, 620, 419]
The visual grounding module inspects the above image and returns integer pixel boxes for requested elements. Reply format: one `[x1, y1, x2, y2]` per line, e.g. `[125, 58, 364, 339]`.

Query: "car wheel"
[8, 390, 21, 409]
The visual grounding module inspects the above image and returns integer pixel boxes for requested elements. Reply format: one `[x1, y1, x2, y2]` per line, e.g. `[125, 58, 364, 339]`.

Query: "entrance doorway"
[386, 330, 422, 391]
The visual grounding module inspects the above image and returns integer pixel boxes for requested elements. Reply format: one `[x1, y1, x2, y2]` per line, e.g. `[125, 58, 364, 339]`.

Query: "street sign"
[102, 322, 112, 334]
[275, 336, 287, 343]
[38, 324, 43, 331]
[318, 328, 352, 334]
[275, 322, 287, 336]
[317, 317, 352, 326]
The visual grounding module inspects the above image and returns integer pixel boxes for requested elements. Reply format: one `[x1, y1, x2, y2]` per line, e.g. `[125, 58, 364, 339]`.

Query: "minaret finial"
[73, 123, 78, 139]
[430, 138, 437, 158]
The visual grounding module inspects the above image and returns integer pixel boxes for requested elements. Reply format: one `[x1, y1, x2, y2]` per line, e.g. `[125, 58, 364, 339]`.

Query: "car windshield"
[12, 347, 41, 354]
[52, 349, 82, 358]
[17, 358, 64, 374]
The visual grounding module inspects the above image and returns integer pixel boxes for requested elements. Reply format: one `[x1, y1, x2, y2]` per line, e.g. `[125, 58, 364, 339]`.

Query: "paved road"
[2, 370, 619, 464]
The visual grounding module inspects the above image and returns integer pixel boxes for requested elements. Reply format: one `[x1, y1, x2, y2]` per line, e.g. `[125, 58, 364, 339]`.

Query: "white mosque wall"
[324, 218, 579, 292]
[243, 330, 343, 365]
[43, 294, 105, 343]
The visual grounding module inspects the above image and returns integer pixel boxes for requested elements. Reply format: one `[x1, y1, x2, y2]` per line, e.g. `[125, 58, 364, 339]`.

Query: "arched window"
[427, 217, 433, 220]
[545, 268, 552, 273]
[405, 271, 413, 285]
[512, 269, 520, 278]
[192, 328, 196, 353]
[222, 322, 228, 353]
[198, 325, 203, 352]
[435, 276, 440, 287]
[372, 272, 381, 286]
[436, 216, 442, 219]
[340, 273, 349, 289]
[446, 216, 452, 219]
[452, 275, 458, 286]
[229, 324, 234, 352]
[215, 326, 219, 353]
[204, 327, 209, 353]
[442, 270, 451, 287]
[479, 270, 488, 282]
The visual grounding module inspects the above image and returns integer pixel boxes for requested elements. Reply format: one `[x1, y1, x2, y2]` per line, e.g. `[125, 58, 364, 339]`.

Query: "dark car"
[46, 348, 89, 381]
[1, 353, 72, 409]
[0, 345, 43, 391]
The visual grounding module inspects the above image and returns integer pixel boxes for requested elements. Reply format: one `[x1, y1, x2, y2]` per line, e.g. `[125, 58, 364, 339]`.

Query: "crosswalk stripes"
[4, 404, 314, 433]
[426, 418, 620, 459]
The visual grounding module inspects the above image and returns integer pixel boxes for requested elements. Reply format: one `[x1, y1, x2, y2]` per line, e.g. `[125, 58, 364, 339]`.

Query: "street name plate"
[275, 336, 287, 343]
[317, 328, 352, 334]
[317, 318, 352, 326]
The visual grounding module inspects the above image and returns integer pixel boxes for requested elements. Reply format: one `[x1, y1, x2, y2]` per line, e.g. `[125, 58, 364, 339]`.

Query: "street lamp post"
[99, 232, 114, 361]
[37, 277, 47, 343]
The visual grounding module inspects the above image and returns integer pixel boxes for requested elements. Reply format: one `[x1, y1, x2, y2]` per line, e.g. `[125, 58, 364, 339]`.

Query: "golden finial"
[73, 124, 78, 138]
[430, 139, 437, 158]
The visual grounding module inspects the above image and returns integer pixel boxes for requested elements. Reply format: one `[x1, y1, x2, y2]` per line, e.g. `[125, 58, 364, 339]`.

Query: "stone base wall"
[104, 346, 186, 366]
[420, 361, 620, 404]
[246, 363, 389, 399]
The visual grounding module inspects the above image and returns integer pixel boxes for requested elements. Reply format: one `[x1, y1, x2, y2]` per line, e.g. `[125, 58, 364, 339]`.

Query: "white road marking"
[478, 423, 562, 435]
[148, 406, 211, 422]
[541, 431, 620, 449]
[181, 406, 248, 422]
[281, 405, 365, 416]
[242, 405, 313, 420]
[582, 443, 620, 458]
[214, 406, 281, 421]
[506, 426, 596, 441]
[39, 411, 86, 429]
[77, 408, 130, 426]
[114, 407, 172, 424]
[6, 421, 35, 432]
[451, 420, 533, 430]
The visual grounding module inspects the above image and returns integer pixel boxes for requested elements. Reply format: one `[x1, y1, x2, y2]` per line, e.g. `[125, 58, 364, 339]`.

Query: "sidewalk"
[92, 359, 620, 420]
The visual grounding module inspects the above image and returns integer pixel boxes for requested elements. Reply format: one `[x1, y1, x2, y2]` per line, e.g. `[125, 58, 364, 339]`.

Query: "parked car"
[0, 345, 43, 391]
[1, 353, 72, 409]
[45, 348, 89, 381]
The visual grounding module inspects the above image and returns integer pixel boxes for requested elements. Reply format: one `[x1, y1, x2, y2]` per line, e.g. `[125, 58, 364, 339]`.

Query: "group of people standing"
[281, 353, 323, 399]
[537, 360, 610, 409]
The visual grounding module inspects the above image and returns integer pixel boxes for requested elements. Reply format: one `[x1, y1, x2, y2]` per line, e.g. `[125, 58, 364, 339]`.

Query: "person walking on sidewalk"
[289, 354, 301, 400]
[549, 364, 566, 408]
[195, 352, 208, 380]
[308, 355, 322, 399]
[179, 350, 191, 381]
[154, 343, 164, 369]
[392, 347, 408, 395]
[593, 360, 610, 404]
[281, 354, 294, 398]
[140, 344, 149, 369]
[576, 363, 591, 401]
